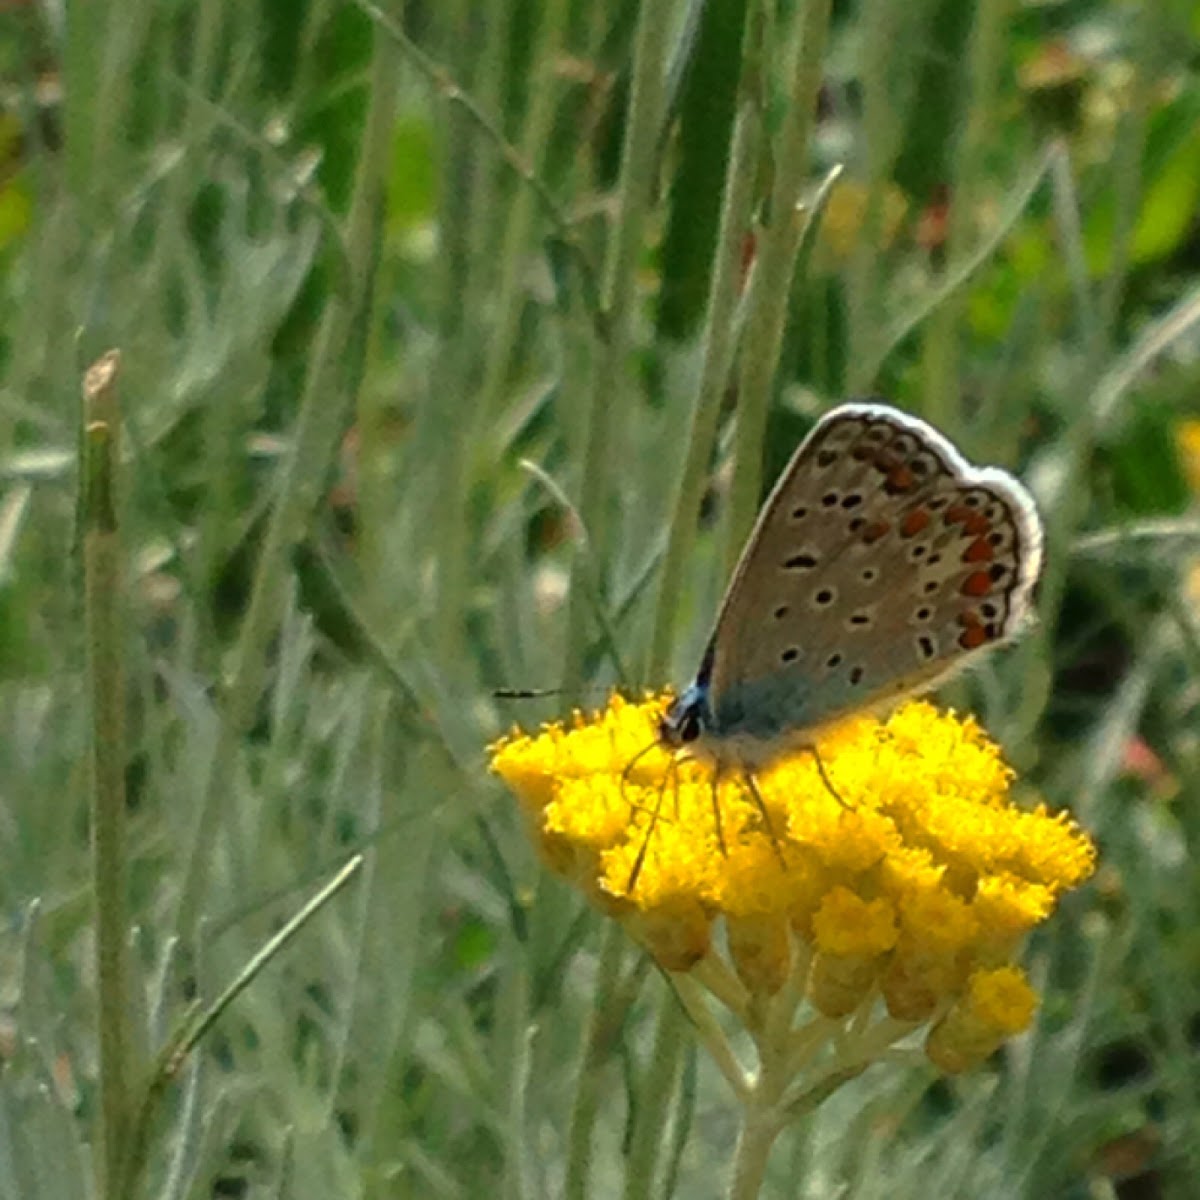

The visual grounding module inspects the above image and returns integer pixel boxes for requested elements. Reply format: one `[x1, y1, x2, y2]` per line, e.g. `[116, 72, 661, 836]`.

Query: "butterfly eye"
[660, 693, 707, 746]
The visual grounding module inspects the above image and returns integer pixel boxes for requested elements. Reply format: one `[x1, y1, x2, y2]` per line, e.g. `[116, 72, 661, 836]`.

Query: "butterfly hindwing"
[704, 403, 1043, 744]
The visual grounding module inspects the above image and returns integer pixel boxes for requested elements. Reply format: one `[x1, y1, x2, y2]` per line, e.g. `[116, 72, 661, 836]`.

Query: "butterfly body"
[660, 401, 1043, 770]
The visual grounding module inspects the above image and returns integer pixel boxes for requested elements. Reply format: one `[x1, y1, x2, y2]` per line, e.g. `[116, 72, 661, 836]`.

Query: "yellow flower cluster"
[490, 694, 1095, 1073]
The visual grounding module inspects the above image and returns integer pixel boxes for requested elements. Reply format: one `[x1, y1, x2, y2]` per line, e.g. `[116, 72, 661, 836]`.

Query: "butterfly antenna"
[743, 770, 787, 871]
[494, 686, 613, 700]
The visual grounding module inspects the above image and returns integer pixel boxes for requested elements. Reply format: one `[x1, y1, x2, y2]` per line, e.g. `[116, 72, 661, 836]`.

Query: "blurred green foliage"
[0, 0, 1199, 1197]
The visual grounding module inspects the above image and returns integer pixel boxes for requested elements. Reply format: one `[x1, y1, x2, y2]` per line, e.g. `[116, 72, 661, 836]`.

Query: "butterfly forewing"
[705, 404, 1042, 744]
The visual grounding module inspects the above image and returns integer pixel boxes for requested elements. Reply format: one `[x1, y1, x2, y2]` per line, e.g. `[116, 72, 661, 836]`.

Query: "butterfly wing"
[703, 402, 1043, 745]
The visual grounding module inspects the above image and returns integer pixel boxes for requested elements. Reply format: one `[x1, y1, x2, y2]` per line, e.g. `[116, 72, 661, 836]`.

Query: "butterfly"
[658, 401, 1043, 772]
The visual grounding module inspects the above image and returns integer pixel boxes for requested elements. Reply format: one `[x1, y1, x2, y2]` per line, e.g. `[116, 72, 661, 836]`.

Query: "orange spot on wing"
[961, 570, 992, 597]
[962, 536, 994, 563]
[958, 622, 989, 650]
[884, 463, 916, 493]
[861, 520, 891, 544]
[944, 505, 990, 536]
[901, 508, 930, 537]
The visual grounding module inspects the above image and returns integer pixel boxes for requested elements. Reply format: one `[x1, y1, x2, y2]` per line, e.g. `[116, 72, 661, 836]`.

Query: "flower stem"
[727, 977, 798, 1200]
[82, 350, 137, 1200]
[671, 974, 750, 1101]
[728, 1103, 784, 1200]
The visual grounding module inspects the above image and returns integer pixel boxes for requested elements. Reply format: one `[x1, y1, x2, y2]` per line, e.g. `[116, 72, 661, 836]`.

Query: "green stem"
[918, 0, 1015, 432]
[171, 20, 400, 936]
[728, 1105, 784, 1200]
[724, 0, 832, 579]
[843, 0, 911, 396]
[175, 856, 362, 1078]
[864, 143, 1063, 383]
[562, 0, 673, 693]
[725, 941, 835, 1199]
[1094, 16, 1157, 351]
[728, 1022, 793, 1200]
[671, 974, 750, 1100]
[564, 923, 629, 1200]
[350, 0, 601, 317]
[623, 989, 689, 1200]
[501, 934, 533, 1200]
[126, 856, 364, 1180]
[62, 0, 103, 201]
[426, 0, 475, 685]
[1019, 12, 1166, 739]
[463, 0, 515, 307]
[476, 0, 571, 428]
[82, 350, 136, 1199]
[646, 3, 764, 682]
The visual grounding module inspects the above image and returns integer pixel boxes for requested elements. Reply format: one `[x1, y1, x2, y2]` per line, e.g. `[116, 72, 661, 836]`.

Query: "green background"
[0, 0, 1198, 1196]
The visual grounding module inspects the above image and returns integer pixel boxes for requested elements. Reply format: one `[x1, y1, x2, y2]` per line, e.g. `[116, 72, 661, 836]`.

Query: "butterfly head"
[658, 682, 711, 750]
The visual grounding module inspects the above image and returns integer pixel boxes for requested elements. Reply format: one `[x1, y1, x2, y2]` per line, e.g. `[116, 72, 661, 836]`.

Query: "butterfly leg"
[742, 770, 787, 870]
[620, 738, 666, 820]
[801, 742, 849, 808]
[627, 757, 675, 893]
[709, 761, 727, 857]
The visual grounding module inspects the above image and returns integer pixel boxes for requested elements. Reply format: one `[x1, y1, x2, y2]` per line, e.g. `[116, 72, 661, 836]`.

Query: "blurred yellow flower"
[818, 179, 909, 261]
[1177, 420, 1200, 494]
[1173, 421, 1200, 615]
[491, 693, 1094, 1075]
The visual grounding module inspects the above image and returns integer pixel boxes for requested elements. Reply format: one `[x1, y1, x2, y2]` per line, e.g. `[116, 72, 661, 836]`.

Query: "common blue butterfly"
[659, 401, 1043, 768]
